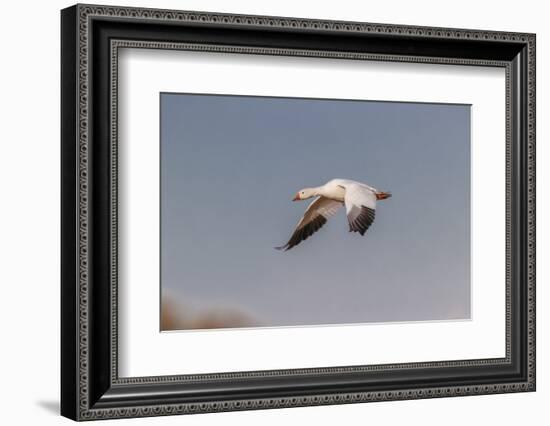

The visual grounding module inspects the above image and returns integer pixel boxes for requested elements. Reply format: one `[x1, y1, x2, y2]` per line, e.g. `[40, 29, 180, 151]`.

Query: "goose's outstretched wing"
[343, 183, 377, 236]
[276, 196, 343, 251]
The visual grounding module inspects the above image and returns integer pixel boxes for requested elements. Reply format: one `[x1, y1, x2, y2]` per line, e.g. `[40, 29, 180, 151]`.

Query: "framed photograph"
[61, 4, 536, 421]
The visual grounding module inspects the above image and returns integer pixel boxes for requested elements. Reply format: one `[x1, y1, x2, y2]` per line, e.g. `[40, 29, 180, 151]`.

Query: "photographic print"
[61, 7, 536, 418]
[160, 93, 471, 331]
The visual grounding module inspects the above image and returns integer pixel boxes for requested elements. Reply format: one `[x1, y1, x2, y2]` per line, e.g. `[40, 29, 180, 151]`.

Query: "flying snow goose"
[276, 179, 391, 251]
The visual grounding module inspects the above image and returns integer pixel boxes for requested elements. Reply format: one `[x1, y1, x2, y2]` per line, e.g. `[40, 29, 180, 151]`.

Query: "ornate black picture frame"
[61, 3, 536, 421]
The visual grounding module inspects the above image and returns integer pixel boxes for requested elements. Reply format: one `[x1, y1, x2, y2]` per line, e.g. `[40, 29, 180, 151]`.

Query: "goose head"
[293, 188, 317, 201]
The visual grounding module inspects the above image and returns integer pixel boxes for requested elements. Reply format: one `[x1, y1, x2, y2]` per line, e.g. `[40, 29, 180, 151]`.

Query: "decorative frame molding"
[61, 3, 535, 421]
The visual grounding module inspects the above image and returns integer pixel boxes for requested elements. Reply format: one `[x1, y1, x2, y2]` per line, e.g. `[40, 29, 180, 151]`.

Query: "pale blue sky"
[160, 93, 471, 328]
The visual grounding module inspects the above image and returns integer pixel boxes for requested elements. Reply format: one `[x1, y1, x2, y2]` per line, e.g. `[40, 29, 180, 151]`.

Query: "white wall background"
[0, 0, 546, 424]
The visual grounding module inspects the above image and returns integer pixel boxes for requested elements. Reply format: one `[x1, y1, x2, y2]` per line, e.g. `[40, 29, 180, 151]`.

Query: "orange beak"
[292, 193, 301, 201]
[376, 191, 392, 200]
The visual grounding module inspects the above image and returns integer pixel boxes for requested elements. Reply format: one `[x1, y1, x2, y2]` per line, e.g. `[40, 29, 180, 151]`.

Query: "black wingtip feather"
[278, 214, 328, 251]
[348, 206, 376, 236]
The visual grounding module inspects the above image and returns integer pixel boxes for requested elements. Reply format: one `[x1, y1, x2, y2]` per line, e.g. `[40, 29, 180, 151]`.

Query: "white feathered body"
[317, 179, 376, 202]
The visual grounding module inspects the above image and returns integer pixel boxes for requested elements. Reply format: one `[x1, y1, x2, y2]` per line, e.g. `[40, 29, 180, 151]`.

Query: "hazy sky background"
[160, 93, 471, 329]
